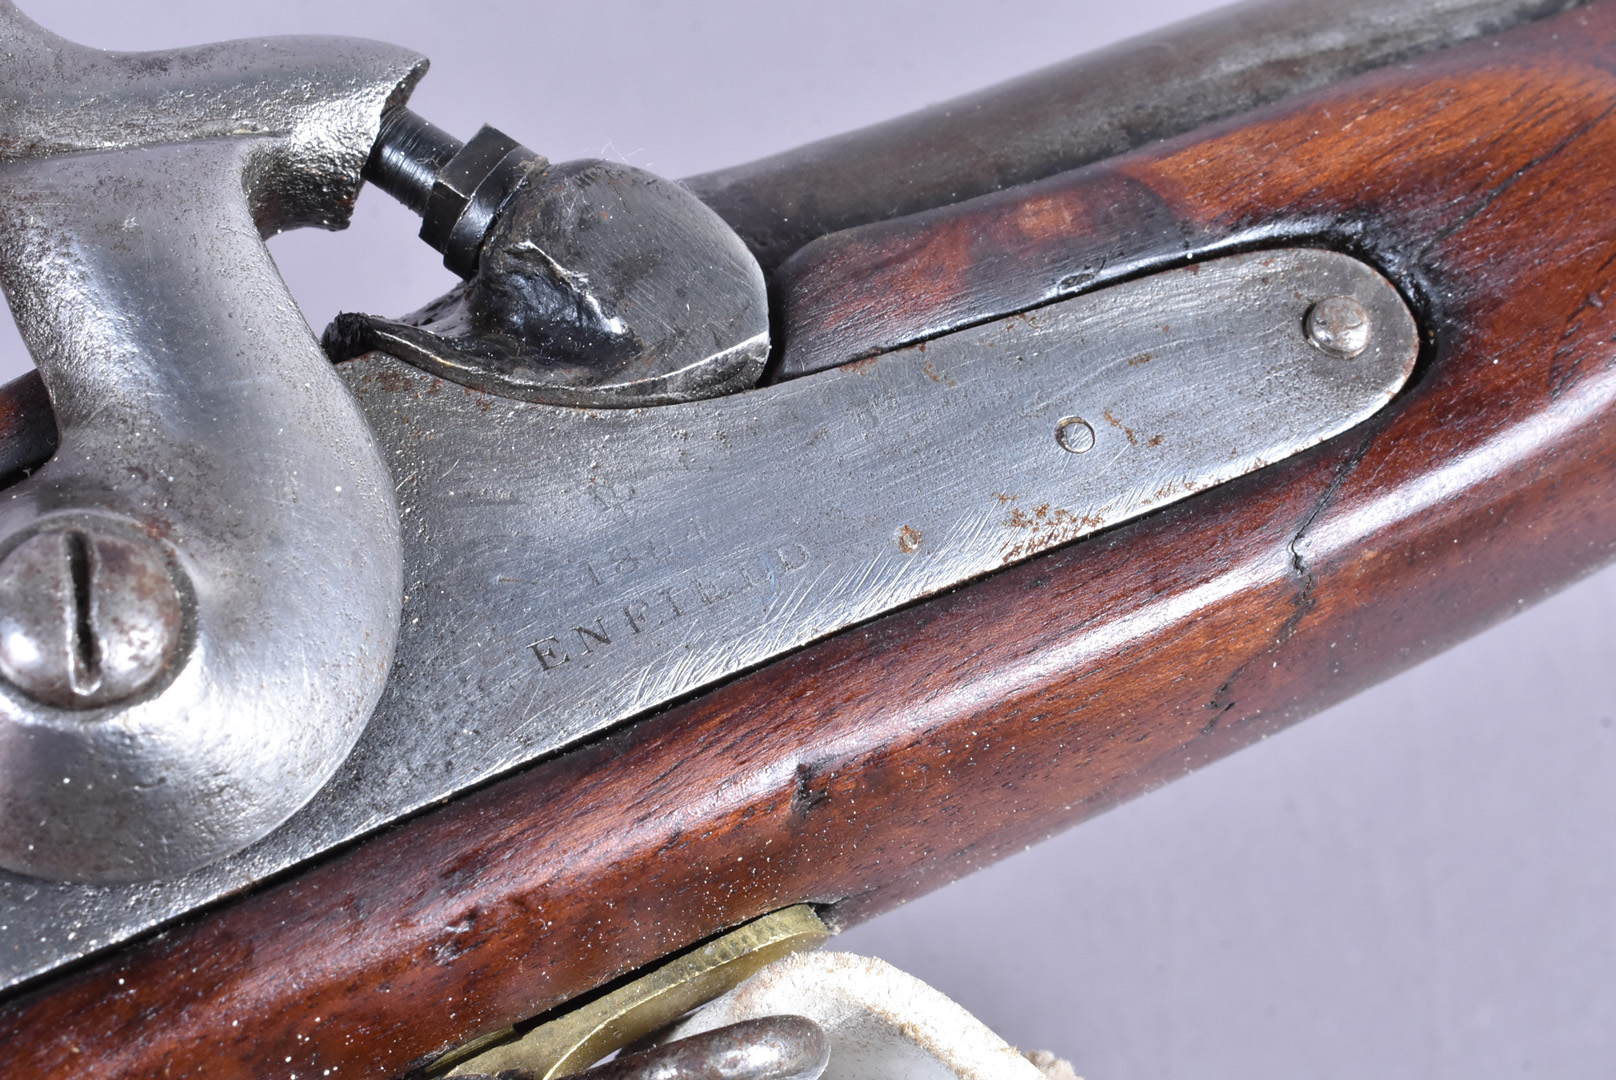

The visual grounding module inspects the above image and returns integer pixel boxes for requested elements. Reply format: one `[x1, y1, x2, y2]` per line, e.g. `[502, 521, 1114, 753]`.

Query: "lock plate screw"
[0, 529, 184, 709]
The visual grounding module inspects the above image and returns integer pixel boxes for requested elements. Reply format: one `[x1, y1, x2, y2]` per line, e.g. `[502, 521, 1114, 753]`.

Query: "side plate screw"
[0, 529, 184, 709]
[1304, 296, 1372, 358]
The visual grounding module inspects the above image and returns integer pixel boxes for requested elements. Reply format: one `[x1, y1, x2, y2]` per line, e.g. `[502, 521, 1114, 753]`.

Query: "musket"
[0, 0, 1611, 1075]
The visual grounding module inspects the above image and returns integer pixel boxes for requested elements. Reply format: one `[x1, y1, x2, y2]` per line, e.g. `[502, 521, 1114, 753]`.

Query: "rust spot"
[999, 501, 1102, 564]
[1149, 434, 1164, 447]
[1151, 478, 1186, 501]
[897, 525, 923, 554]
[1104, 411, 1138, 445]
[1126, 352, 1153, 366]
[842, 353, 882, 374]
[368, 367, 411, 394]
[920, 360, 956, 386]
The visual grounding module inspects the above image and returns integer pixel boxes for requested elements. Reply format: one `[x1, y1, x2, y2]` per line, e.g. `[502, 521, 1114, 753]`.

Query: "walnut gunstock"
[5, 3, 1616, 1077]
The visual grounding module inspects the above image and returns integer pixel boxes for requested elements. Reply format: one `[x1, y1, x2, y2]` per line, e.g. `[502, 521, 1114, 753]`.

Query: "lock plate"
[0, 247, 1416, 989]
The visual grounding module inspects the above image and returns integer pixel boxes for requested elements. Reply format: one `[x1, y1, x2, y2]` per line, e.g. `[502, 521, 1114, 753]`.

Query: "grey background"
[7, 1, 1616, 1077]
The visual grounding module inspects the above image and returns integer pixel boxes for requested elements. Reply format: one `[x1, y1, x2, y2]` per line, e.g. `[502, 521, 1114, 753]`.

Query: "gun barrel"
[686, 0, 1586, 270]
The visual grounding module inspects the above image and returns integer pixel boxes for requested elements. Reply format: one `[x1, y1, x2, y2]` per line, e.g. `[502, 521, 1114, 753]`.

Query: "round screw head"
[0, 529, 184, 709]
[1304, 295, 1372, 358]
[1055, 416, 1097, 454]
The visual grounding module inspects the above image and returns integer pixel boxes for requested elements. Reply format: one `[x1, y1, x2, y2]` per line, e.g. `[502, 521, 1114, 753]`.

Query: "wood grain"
[7, 4, 1616, 1077]
[0, 369, 53, 484]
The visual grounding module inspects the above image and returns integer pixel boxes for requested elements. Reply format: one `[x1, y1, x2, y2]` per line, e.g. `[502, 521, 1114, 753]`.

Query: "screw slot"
[0, 527, 184, 709]
[66, 531, 102, 699]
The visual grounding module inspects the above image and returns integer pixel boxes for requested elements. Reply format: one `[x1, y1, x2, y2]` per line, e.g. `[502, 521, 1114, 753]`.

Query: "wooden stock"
[7, 4, 1616, 1077]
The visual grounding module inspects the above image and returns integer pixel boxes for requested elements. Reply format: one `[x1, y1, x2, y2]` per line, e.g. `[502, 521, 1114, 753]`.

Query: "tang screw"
[1304, 296, 1372, 358]
[0, 528, 184, 709]
[1055, 416, 1097, 453]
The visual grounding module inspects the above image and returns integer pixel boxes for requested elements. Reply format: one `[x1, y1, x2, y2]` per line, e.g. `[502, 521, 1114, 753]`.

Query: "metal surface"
[0, 527, 185, 709]
[331, 144, 771, 407]
[0, 247, 1416, 990]
[664, 953, 1050, 1080]
[1054, 417, 1098, 455]
[536, 1018, 829, 1080]
[420, 124, 538, 278]
[366, 109, 544, 278]
[442, 906, 830, 1079]
[1306, 295, 1373, 358]
[367, 107, 464, 217]
[0, 4, 417, 880]
[683, 0, 1586, 271]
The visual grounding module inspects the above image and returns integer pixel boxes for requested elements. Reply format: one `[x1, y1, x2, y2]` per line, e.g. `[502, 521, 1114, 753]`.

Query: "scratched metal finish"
[0, 4, 419, 883]
[0, 249, 1415, 988]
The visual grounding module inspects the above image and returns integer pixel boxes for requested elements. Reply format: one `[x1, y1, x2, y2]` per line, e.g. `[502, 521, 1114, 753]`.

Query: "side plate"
[0, 248, 1416, 988]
